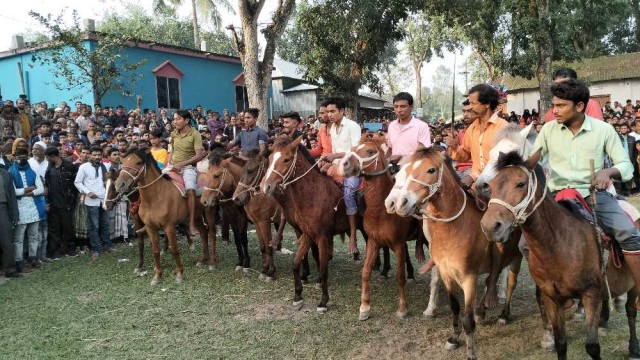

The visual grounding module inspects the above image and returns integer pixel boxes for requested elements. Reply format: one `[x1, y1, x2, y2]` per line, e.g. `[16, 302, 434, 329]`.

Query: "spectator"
[0, 165, 20, 277]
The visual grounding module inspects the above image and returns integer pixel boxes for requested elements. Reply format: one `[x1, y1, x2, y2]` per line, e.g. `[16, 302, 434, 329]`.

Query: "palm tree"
[153, 0, 234, 50]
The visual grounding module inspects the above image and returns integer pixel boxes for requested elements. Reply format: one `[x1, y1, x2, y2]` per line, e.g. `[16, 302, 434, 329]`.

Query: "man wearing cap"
[0, 102, 17, 138]
[29, 141, 49, 262]
[16, 98, 34, 139]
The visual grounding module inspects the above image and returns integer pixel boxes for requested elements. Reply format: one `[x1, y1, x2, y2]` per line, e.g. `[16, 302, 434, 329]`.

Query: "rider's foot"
[419, 259, 436, 275]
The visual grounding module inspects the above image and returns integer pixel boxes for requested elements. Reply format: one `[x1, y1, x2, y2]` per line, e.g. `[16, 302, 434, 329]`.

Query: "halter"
[488, 165, 547, 227]
[407, 163, 467, 222]
[235, 160, 266, 198]
[269, 150, 319, 190]
[347, 150, 388, 177]
[120, 164, 147, 184]
[204, 167, 234, 203]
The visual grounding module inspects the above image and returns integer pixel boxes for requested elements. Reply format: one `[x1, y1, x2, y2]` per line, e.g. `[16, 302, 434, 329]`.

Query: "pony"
[480, 151, 639, 360]
[337, 136, 425, 320]
[200, 151, 251, 274]
[114, 148, 210, 284]
[389, 147, 523, 360]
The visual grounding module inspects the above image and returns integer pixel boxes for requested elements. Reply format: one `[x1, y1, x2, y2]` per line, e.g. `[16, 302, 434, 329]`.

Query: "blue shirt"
[234, 126, 269, 155]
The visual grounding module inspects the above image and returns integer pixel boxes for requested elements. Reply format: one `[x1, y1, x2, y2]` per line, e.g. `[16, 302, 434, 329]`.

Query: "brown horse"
[200, 152, 251, 273]
[114, 148, 210, 284]
[479, 151, 639, 360]
[338, 137, 421, 320]
[390, 147, 523, 360]
[261, 136, 354, 312]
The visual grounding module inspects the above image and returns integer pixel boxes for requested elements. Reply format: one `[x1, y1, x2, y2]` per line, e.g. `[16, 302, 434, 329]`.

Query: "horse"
[337, 136, 425, 320]
[114, 148, 210, 284]
[200, 152, 251, 274]
[479, 151, 639, 360]
[389, 147, 523, 360]
[260, 136, 353, 313]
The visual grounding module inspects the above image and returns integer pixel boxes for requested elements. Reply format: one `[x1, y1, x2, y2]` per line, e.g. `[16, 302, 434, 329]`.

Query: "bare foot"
[484, 285, 499, 308]
[418, 259, 435, 275]
[348, 240, 358, 255]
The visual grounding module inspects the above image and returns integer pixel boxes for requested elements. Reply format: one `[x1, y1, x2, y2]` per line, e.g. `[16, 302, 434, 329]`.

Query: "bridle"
[488, 165, 547, 228]
[269, 150, 319, 191]
[346, 149, 388, 177]
[406, 163, 467, 222]
[235, 159, 266, 198]
[204, 167, 234, 204]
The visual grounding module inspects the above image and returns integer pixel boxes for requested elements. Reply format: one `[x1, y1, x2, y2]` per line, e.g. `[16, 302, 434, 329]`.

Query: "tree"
[298, 0, 419, 118]
[377, 43, 411, 98]
[153, 0, 234, 49]
[276, 0, 312, 63]
[421, 65, 463, 121]
[29, 10, 146, 106]
[228, 0, 296, 129]
[99, 4, 237, 56]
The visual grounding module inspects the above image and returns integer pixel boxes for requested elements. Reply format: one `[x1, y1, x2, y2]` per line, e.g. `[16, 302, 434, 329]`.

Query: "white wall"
[507, 78, 640, 115]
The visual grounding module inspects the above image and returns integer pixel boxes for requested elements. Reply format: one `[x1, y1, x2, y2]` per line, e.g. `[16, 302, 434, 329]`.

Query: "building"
[0, 33, 247, 112]
[504, 52, 640, 115]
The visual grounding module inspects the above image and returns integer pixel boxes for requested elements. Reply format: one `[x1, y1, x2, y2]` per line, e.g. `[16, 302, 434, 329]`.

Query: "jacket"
[45, 160, 78, 211]
[0, 168, 19, 222]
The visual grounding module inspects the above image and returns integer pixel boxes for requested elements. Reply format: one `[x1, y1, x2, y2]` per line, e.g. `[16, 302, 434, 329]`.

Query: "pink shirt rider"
[386, 117, 432, 157]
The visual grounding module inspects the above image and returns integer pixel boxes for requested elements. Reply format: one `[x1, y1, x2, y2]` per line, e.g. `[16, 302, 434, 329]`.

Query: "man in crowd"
[281, 112, 304, 139]
[224, 115, 242, 141]
[167, 110, 205, 236]
[385, 92, 431, 163]
[75, 146, 113, 260]
[0, 165, 20, 277]
[110, 105, 127, 128]
[16, 98, 34, 139]
[309, 105, 332, 159]
[543, 68, 604, 122]
[45, 146, 78, 258]
[29, 141, 49, 262]
[227, 108, 268, 158]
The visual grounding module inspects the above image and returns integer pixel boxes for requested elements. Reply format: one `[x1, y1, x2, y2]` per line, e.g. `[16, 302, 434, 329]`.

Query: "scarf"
[10, 161, 47, 219]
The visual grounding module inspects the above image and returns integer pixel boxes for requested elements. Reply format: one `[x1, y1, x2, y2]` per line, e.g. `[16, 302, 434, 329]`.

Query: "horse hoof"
[208, 265, 216, 271]
[378, 273, 389, 279]
[189, 244, 196, 251]
[293, 300, 304, 311]
[406, 278, 415, 283]
[160, 251, 165, 256]
[176, 277, 184, 284]
[474, 315, 485, 324]
[396, 311, 408, 320]
[235, 266, 242, 272]
[497, 317, 508, 325]
[196, 261, 203, 267]
[359, 311, 370, 321]
[314, 283, 322, 290]
[317, 306, 328, 314]
[572, 312, 585, 322]
[423, 308, 436, 319]
[444, 339, 460, 351]
[151, 279, 160, 286]
[242, 267, 250, 275]
[541, 335, 555, 352]
[598, 327, 607, 337]
[628, 355, 640, 360]
[264, 276, 274, 282]
[134, 268, 142, 275]
[258, 273, 266, 280]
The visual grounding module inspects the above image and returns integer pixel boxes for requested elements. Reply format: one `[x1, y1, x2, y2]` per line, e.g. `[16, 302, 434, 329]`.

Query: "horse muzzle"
[480, 217, 512, 243]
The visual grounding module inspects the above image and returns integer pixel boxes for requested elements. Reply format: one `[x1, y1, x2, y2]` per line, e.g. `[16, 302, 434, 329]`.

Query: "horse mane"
[272, 136, 293, 150]
[126, 147, 162, 172]
[495, 123, 538, 147]
[494, 150, 547, 189]
[409, 146, 463, 187]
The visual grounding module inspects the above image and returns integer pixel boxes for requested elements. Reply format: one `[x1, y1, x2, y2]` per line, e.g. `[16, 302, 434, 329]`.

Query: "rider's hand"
[592, 169, 612, 190]
[443, 136, 457, 150]
[172, 163, 183, 172]
[321, 154, 336, 163]
[88, 192, 98, 199]
[388, 155, 402, 164]
[461, 175, 474, 189]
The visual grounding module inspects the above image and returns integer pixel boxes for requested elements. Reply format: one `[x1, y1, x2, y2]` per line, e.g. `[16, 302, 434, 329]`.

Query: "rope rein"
[203, 168, 235, 204]
[487, 165, 547, 227]
[406, 164, 467, 223]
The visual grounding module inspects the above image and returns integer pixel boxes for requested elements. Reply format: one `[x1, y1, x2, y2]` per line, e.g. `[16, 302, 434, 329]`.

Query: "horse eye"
[283, 158, 290, 163]
[214, 174, 221, 179]
[367, 149, 374, 154]
[136, 161, 142, 165]
[516, 182, 526, 188]
[427, 168, 436, 174]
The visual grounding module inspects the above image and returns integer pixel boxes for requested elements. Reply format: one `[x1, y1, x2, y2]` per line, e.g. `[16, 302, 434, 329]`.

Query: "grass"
[2, 199, 640, 359]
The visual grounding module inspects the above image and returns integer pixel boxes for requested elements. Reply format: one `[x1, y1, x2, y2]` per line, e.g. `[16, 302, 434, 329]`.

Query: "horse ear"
[524, 156, 537, 170]
[417, 143, 427, 151]
[520, 124, 533, 138]
[291, 135, 303, 148]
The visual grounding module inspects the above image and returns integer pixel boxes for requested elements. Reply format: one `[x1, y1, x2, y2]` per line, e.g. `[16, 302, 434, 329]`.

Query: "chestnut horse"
[200, 153, 251, 273]
[114, 148, 210, 284]
[338, 137, 423, 320]
[261, 136, 353, 312]
[480, 152, 639, 360]
[390, 147, 523, 360]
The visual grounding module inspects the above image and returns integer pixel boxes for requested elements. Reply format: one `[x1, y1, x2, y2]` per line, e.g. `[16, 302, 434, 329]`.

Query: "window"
[156, 76, 181, 109]
[235, 85, 249, 112]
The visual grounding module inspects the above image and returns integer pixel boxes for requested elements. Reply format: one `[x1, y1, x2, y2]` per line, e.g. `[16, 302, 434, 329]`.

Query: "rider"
[528, 78, 640, 309]
[385, 92, 431, 163]
[543, 68, 604, 122]
[166, 110, 205, 237]
[226, 108, 268, 159]
[321, 98, 362, 255]
[309, 105, 332, 160]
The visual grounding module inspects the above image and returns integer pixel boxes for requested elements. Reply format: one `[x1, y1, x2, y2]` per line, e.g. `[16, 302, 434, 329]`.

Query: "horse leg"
[443, 277, 462, 351]
[310, 242, 321, 288]
[359, 239, 380, 321]
[541, 294, 568, 360]
[292, 236, 311, 309]
[373, 247, 382, 271]
[461, 278, 479, 360]
[255, 219, 274, 279]
[498, 255, 522, 324]
[536, 285, 555, 351]
[195, 209, 209, 269]
[404, 242, 415, 280]
[165, 226, 184, 283]
[581, 290, 602, 360]
[148, 229, 162, 285]
[197, 208, 212, 267]
[317, 236, 331, 313]
[379, 247, 391, 278]
[393, 243, 409, 319]
[423, 265, 440, 318]
[204, 206, 217, 270]
[136, 232, 145, 275]
[625, 289, 640, 359]
[231, 220, 244, 272]
[598, 298, 610, 331]
[240, 218, 251, 272]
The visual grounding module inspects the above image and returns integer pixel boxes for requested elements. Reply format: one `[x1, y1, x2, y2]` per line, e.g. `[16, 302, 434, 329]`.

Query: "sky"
[0, 0, 471, 96]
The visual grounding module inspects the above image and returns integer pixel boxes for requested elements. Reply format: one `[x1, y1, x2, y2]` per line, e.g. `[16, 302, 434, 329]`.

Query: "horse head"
[475, 124, 535, 198]
[233, 149, 267, 206]
[103, 168, 120, 211]
[115, 148, 148, 194]
[261, 135, 303, 196]
[384, 162, 411, 214]
[479, 150, 545, 243]
[392, 146, 451, 217]
[201, 150, 236, 207]
[338, 136, 386, 177]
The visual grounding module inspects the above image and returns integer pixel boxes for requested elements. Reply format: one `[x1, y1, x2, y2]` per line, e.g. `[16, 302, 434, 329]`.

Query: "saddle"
[554, 189, 623, 268]
[164, 171, 207, 198]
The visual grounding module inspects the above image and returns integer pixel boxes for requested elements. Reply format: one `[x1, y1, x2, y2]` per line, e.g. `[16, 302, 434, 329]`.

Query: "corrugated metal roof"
[272, 58, 308, 80]
[281, 84, 319, 93]
[503, 52, 640, 92]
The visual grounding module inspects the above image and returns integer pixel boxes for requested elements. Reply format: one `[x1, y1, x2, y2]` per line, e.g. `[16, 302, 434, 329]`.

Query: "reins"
[204, 167, 235, 204]
[345, 150, 388, 178]
[270, 150, 319, 191]
[487, 165, 547, 227]
[234, 160, 266, 199]
[406, 163, 467, 222]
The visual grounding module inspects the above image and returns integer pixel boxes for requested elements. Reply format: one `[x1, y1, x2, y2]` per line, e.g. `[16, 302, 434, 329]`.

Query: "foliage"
[377, 43, 411, 98]
[276, 0, 312, 63]
[298, 0, 420, 115]
[28, 10, 147, 105]
[98, 4, 237, 56]
[153, 0, 234, 30]
[421, 65, 464, 121]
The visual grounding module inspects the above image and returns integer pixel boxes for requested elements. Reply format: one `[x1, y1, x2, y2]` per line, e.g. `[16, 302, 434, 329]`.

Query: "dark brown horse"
[201, 153, 251, 273]
[390, 147, 523, 360]
[338, 137, 420, 320]
[114, 148, 210, 284]
[261, 136, 353, 312]
[479, 151, 639, 360]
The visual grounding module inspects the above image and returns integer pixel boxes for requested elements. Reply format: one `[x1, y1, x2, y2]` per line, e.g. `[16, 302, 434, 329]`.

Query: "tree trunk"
[231, 0, 296, 130]
[191, 0, 200, 50]
[475, 49, 495, 82]
[535, 0, 554, 116]
[414, 62, 423, 109]
[632, 0, 640, 51]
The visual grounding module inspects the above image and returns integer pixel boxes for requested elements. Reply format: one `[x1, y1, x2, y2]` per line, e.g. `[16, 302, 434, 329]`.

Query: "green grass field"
[2, 200, 640, 359]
